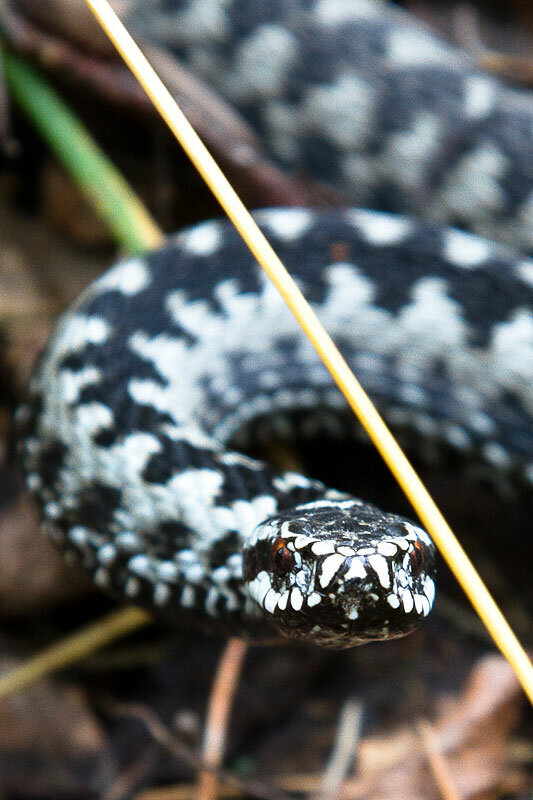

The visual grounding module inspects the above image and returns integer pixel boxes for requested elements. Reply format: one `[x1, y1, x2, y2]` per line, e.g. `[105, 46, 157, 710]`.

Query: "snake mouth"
[262, 597, 427, 649]
[245, 558, 436, 649]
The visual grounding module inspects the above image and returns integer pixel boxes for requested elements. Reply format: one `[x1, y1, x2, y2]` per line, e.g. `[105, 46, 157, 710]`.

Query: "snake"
[121, 0, 533, 253]
[16, 1, 533, 650]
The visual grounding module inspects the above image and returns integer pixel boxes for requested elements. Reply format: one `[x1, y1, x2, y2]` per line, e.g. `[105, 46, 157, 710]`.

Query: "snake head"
[243, 498, 437, 649]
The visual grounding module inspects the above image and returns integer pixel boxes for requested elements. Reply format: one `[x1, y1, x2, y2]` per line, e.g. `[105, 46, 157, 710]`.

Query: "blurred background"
[0, 1, 531, 798]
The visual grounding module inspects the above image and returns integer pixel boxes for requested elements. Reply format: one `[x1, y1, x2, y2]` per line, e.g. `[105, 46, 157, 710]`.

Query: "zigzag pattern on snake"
[123, 0, 533, 252]
[17, 1, 533, 649]
[18, 208, 532, 647]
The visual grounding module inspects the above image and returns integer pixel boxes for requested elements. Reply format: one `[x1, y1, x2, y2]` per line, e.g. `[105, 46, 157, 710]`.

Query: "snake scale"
[17, 0, 533, 649]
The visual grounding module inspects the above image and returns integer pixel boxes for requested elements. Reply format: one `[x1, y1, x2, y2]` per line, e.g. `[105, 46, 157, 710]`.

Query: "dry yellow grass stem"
[0, 607, 150, 699]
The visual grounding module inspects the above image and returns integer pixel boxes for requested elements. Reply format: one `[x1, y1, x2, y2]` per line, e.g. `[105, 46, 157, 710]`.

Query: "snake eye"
[409, 541, 424, 576]
[271, 538, 294, 576]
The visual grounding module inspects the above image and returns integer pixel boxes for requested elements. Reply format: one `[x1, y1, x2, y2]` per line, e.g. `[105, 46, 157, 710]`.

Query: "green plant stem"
[0, 47, 160, 697]
[2, 47, 162, 254]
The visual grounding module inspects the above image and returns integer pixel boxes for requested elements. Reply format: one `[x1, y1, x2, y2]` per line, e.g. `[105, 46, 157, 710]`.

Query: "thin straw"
[0, 608, 150, 698]
[83, 0, 533, 704]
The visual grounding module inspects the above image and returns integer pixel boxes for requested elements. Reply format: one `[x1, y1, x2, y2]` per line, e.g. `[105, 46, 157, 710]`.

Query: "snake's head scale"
[243, 498, 436, 649]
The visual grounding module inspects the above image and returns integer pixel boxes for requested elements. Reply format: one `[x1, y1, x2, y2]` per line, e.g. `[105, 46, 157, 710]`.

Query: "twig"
[104, 743, 161, 800]
[316, 699, 363, 800]
[196, 638, 249, 800]
[102, 696, 287, 800]
[417, 719, 461, 800]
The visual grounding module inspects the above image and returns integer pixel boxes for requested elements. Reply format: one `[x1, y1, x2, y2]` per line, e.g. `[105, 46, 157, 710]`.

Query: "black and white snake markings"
[17, 1, 533, 649]
[122, 0, 533, 252]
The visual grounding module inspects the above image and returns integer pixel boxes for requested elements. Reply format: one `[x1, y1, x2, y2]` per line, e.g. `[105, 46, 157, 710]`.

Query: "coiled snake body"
[18, 208, 532, 648]
[17, 2, 533, 649]
[123, 0, 533, 252]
